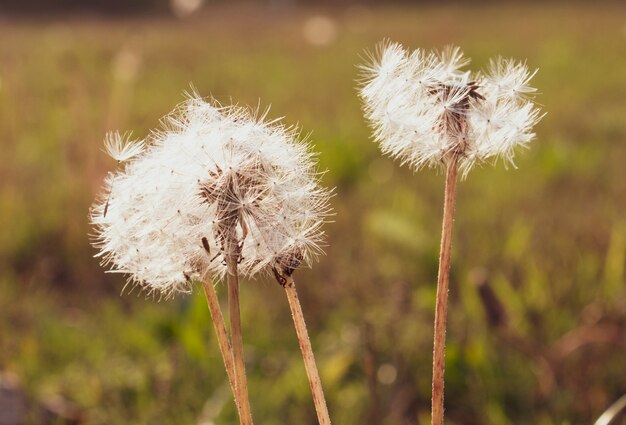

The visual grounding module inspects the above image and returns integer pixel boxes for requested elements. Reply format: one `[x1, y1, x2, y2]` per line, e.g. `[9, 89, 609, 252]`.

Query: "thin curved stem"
[284, 275, 331, 425]
[431, 156, 459, 425]
[201, 279, 240, 417]
[226, 255, 254, 425]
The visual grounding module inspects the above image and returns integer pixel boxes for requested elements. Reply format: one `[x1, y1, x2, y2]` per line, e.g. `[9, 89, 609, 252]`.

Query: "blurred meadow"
[1, 2, 626, 424]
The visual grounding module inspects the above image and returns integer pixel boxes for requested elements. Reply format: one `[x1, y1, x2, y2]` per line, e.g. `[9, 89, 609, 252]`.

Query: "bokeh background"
[1, 1, 625, 424]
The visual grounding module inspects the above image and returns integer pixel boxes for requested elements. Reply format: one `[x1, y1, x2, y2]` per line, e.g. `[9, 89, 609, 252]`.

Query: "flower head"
[91, 95, 332, 297]
[358, 42, 543, 176]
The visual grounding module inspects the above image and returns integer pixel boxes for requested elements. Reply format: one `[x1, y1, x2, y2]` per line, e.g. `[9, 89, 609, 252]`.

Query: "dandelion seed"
[201, 236, 211, 254]
[103, 132, 144, 162]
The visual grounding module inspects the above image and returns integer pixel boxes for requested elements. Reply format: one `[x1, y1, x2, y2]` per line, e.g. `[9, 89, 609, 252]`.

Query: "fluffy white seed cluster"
[359, 42, 543, 175]
[91, 96, 331, 297]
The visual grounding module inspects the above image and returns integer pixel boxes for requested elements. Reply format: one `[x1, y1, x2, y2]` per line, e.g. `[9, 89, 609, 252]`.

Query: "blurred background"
[1, 1, 625, 424]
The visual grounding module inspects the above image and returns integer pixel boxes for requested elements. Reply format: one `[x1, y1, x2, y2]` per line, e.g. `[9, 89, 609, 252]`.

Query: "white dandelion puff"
[358, 41, 543, 176]
[90, 95, 332, 298]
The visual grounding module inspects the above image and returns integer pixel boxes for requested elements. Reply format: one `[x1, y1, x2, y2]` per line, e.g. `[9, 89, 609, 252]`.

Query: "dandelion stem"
[431, 155, 459, 425]
[201, 278, 241, 418]
[284, 275, 331, 425]
[226, 253, 254, 425]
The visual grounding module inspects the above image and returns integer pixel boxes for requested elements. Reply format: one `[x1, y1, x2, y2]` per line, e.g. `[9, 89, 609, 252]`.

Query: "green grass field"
[1, 3, 625, 424]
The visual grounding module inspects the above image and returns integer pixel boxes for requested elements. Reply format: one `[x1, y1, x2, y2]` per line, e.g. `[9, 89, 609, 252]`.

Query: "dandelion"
[91, 94, 332, 425]
[359, 42, 541, 176]
[358, 42, 542, 425]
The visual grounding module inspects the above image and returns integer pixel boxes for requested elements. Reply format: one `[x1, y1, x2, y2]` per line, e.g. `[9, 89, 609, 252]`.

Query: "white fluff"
[91, 95, 332, 297]
[358, 42, 543, 176]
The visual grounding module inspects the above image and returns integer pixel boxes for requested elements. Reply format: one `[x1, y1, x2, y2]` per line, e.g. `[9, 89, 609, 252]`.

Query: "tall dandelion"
[91, 94, 332, 425]
[358, 42, 543, 425]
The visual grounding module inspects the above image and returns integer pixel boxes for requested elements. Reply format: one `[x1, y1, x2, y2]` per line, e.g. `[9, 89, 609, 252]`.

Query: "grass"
[0, 3, 625, 424]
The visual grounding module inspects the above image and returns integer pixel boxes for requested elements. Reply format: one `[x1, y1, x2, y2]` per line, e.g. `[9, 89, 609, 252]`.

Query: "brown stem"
[226, 255, 254, 425]
[431, 156, 459, 425]
[284, 275, 332, 425]
[201, 279, 240, 417]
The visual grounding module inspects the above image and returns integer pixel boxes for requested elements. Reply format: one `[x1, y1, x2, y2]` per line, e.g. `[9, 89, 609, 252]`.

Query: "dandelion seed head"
[358, 42, 542, 176]
[91, 95, 332, 297]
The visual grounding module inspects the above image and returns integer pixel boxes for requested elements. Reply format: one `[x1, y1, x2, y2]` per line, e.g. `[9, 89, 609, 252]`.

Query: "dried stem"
[226, 253, 254, 425]
[284, 275, 332, 425]
[431, 155, 459, 425]
[201, 278, 241, 418]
